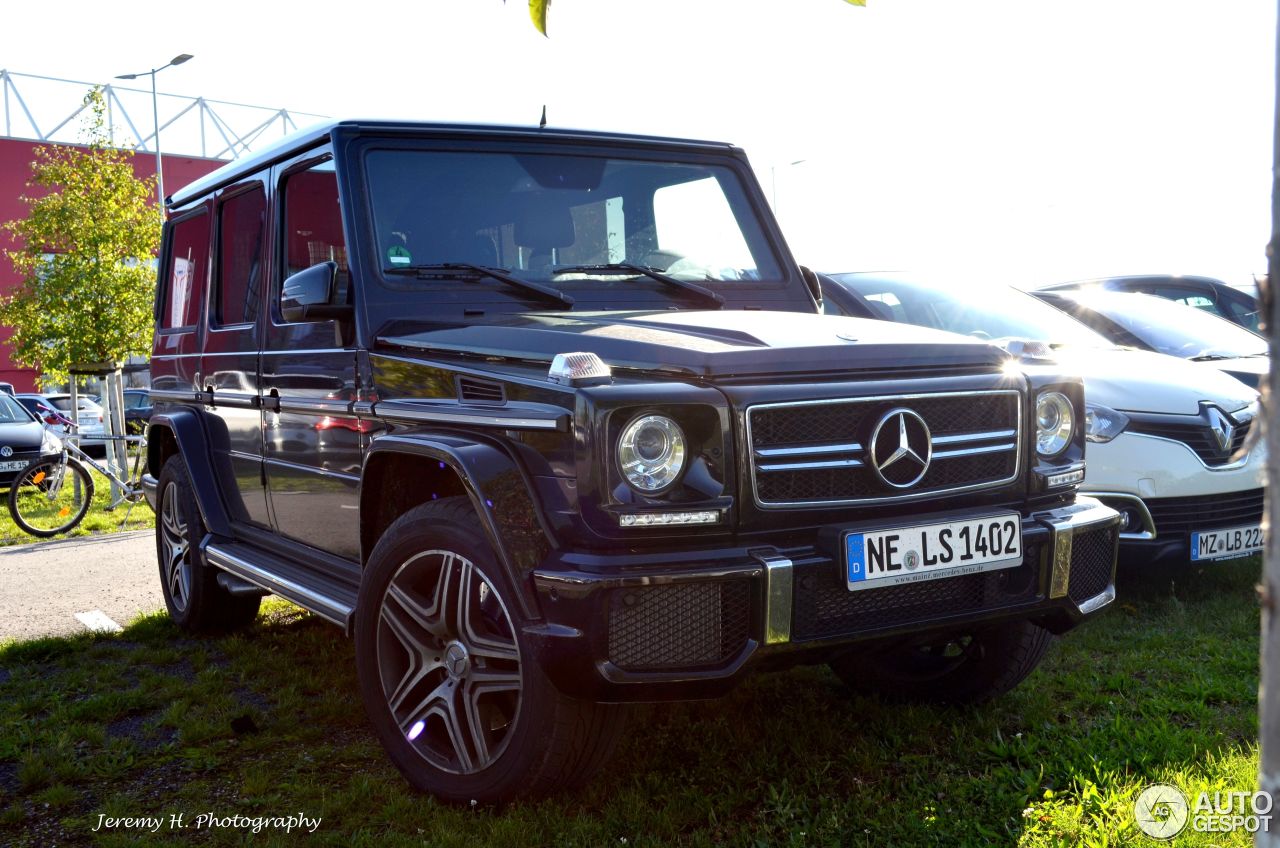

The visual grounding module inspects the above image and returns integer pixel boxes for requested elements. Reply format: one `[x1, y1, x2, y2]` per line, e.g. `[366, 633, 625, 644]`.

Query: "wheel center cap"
[444, 641, 471, 680]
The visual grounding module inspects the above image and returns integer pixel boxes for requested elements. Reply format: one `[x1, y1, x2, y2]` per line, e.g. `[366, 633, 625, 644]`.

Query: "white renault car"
[821, 272, 1264, 565]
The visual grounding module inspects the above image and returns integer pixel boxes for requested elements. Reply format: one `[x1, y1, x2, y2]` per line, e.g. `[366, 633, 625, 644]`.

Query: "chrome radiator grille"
[746, 390, 1022, 507]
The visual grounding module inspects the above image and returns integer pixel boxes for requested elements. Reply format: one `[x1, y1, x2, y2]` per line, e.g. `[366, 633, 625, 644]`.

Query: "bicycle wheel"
[8, 458, 94, 537]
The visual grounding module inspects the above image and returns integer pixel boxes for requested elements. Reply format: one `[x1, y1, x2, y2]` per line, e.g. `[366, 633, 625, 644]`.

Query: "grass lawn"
[0, 458, 154, 547]
[0, 557, 1263, 846]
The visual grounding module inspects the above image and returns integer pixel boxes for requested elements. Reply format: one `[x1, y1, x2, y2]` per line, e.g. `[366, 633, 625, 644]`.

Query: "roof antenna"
[539, 105, 547, 129]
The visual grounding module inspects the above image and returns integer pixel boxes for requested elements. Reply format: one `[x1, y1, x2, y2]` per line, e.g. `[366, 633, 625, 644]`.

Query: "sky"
[2, 0, 1275, 286]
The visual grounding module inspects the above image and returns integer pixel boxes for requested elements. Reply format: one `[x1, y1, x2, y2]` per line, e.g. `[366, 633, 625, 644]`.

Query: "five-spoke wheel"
[154, 455, 261, 631]
[159, 479, 192, 613]
[356, 497, 627, 804]
[377, 550, 522, 774]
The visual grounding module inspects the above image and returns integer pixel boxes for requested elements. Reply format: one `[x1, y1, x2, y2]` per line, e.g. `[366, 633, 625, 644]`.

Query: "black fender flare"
[361, 433, 556, 620]
[147, 408, 234, 537]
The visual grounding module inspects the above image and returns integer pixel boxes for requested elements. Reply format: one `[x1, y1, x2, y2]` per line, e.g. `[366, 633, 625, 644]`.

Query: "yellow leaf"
[843, 0, 866, 5]
[529, 0, 549, 35]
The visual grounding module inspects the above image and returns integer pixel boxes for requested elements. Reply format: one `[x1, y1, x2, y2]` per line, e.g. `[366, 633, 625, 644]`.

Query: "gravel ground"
[0, 530, 162, 641]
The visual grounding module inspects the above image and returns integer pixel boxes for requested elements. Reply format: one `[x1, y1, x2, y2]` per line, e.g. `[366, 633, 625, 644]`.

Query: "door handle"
[263, 390, 281, 413]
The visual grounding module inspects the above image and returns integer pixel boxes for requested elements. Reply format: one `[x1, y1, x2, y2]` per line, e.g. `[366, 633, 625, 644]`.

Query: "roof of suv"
[168, 120, 740, 209]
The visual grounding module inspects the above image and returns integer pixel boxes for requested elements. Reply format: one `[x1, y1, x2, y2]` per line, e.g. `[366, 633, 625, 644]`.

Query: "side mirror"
[799, 265, 824, 312]
[281, 262, 352, 322]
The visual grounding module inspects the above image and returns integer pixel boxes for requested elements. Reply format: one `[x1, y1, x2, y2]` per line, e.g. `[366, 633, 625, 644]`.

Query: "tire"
[155, 455, 261, 631]
[828, 620, 1054, 704]
[355, 497, 626, 805]
[8, 457, 94, 537]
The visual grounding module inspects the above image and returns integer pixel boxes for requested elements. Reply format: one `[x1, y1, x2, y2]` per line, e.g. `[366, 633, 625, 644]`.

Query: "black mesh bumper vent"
[791, 544, 1043, 641]
[607, 581, 751, 671]
[1067, 523, 1117, 605]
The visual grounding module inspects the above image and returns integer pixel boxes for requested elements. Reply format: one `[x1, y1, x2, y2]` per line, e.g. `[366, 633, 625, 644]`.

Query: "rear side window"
[163, 211, 210, 329]
[217, 186, 266, 325]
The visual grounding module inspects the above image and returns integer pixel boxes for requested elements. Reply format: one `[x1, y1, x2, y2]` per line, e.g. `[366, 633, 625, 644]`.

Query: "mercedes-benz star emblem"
[1206, 406, 1236, 453]
[0, 446, 11, 458]
[444, 642, 471, 680]
[868, 408, 932, 489]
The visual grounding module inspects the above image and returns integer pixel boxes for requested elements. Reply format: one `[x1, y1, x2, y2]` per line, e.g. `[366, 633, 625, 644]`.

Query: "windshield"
[0, 394, 34, 424]
[1072, 292, 1268, 359]
[365, 149, 782, 299]
[830, 273, 1114, 347]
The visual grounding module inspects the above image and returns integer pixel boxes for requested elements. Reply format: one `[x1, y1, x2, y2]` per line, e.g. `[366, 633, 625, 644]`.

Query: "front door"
[262, 154, 363, 561]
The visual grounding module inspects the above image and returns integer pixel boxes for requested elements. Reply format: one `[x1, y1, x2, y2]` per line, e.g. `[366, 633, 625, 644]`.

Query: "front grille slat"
[1145, 488, 1264, 536]
[748, 390, 1021, 507]
[1129, 418, 1253, 467]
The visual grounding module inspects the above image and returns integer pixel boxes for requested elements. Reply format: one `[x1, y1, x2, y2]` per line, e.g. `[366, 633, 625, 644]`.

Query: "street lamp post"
[115, 53, 193, 218]
[770, 158, 807, 218]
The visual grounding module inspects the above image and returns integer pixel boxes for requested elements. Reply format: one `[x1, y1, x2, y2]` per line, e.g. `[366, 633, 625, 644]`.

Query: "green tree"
[1, 87, 159, 386]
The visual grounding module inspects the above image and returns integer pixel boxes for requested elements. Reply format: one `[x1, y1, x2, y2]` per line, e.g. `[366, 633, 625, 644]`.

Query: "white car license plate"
[1191, 524, 1264, 562]
[845, 512, 1022, 591]
[0, 460, 28, 472]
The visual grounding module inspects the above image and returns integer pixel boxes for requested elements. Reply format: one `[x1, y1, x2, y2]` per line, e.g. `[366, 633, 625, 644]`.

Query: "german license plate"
[845, 512, 1022, 591]
[0, 460, 28, 472]
[1191, 524, 1263, 562]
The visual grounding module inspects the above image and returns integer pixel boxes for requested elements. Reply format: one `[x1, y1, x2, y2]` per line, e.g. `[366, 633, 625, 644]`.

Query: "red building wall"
[0, 137, 224, 390]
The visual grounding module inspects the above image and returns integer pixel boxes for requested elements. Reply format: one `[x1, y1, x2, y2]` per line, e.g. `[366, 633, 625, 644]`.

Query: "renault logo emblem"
[1206, 406, 1235, 453]
[868, 408, 932, 489]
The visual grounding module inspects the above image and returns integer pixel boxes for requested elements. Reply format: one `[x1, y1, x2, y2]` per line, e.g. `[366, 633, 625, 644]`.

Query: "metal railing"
[0, 69, 328, 160]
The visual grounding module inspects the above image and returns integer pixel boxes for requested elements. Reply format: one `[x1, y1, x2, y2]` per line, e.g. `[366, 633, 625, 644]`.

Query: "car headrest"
[514, 195, 576, 249]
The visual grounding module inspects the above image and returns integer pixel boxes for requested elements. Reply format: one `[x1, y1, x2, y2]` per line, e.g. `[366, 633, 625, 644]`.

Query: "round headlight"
[618, 414, 686, 493]
[1035, 391, 1075, 456]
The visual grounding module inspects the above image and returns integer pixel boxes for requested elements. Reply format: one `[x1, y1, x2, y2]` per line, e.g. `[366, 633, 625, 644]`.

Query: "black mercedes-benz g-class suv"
[144, 120, 1120, 803]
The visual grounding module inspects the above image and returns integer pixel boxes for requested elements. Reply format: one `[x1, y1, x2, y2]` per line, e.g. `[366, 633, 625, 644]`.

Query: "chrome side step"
[204, 540, 358, 633]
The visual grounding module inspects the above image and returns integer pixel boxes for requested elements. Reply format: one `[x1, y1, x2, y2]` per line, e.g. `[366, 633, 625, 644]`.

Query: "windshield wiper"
[552, 263, 725, 308]
[1190, 352, 1237, 362]
[384, 263, 575, 307]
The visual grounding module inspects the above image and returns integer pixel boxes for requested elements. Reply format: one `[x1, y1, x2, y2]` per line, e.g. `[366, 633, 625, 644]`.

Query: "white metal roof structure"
[0, 69, 328, 160]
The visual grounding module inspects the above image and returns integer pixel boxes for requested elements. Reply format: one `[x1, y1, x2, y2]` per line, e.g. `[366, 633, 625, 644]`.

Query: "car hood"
[1032, 347, 1257, 415]
[378, 310, 1008, 379]
[0, 420, 48, 449]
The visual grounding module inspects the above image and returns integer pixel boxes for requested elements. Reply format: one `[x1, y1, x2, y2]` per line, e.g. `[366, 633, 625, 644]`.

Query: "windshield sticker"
[387, 244, 411, 267]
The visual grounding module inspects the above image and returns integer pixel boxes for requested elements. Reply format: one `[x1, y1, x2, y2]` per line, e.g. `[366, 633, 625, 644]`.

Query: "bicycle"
[7, 429, 147, 538]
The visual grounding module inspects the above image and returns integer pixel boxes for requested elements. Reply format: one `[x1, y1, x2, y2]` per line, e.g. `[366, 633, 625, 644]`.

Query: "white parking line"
[74, 610, 123, 633]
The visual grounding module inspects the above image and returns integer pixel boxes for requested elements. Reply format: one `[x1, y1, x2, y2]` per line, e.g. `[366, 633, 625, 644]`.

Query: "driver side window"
[282, 160, 349, 314]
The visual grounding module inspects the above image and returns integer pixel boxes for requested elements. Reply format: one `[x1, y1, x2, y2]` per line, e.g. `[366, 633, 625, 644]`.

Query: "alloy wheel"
[159, 481, 191, 612]
[375, 550, 522, 775]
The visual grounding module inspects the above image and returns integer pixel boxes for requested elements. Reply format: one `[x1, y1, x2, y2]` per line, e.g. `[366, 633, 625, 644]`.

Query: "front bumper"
[529, 497, 1120, 702]
[1084, 432, 1265, 562]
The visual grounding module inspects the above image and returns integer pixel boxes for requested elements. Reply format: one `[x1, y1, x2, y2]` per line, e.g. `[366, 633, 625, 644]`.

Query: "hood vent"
[456, 377, 506, 405]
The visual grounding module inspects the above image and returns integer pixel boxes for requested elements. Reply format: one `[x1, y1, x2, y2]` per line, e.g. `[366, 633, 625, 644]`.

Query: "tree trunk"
[1260, 4, 1280, 843]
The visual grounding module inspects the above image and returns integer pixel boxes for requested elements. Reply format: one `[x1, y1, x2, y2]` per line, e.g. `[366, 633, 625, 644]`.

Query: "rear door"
[200, 177, 271, 527]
